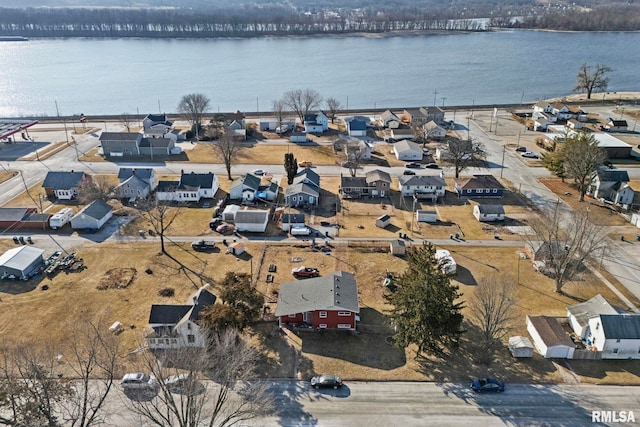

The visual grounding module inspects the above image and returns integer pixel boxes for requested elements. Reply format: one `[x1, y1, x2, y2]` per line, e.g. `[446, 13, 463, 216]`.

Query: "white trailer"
[49, 208, 74, 229]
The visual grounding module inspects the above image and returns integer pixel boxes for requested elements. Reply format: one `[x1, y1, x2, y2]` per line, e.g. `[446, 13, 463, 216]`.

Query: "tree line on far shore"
[2, 2, 639, 39]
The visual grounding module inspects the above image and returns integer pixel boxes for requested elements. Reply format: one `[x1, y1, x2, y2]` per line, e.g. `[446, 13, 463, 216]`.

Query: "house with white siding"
[156, 171, 219, 203]
[398, 175, 446, 199]
[587, 314, 640, 359]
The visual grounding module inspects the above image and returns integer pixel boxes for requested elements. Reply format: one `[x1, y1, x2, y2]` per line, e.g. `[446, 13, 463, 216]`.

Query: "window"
[613, 348, 619, 354]
[596, 322, 600, 330]
[149, 339, 156, 344]
[318, 324, 327, 329]
[288, 314, 297, 318]
[466, 189, 472, 193]
[165, 339, 170, 344]
[171, 339, 177, 344]
[338, 312, 351, 316]
[593, 337, 597, 344]
[616, 339, 621, 343]
[187, 335, 195, 343]
[319, 311, 327, 318]
[187, 323, 192, 330]
[492, 189, 498, 193]
[338, 324, 352, 329]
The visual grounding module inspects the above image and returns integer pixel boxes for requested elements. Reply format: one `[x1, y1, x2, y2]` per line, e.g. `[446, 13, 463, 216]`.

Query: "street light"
[441, 97, 447, 108]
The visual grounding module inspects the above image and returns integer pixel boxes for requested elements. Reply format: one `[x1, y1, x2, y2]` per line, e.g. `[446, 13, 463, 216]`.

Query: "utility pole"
[54, 100, 70, 145]
[411, 194, 417, 235]
[500, 145, 506, 178]
[433, 89, 439, 107]
[441, 97, 447, 108]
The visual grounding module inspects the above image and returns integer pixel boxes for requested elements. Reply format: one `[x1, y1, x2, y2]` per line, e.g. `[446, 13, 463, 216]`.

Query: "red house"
[275, 271, 359, 331]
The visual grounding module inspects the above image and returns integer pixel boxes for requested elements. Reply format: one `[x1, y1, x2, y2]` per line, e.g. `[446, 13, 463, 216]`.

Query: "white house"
[156, 171, 219, 203]
[473, 204, 505, 222]
[423, 120, 446, 140]
[303, 112, 329, 133]
[234, 209, 270, 233]
[587, 314, 640, 359]
[398, 175, 446, 199]
[588, 167, 633, 206]
[380, 110, 400, 129]
[70, 200, 113, 231]
[229, 174, 278, 203]
[344, 138, 373, 161]
[146, 286, 216, 349]
[115, 168, 158, 201]
[567, 294, 618, 339]
[526, 315, 575, 359]
[393, 139, 423, 161]
[143, 113, 173, 136]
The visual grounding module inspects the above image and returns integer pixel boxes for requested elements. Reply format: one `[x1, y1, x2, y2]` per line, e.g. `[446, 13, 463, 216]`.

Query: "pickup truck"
[191, 240, 216, 251]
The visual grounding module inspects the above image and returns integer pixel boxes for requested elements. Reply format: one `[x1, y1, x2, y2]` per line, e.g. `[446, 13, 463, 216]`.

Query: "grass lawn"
[540, 178, 631, 226]
[0, 171, 17, 185]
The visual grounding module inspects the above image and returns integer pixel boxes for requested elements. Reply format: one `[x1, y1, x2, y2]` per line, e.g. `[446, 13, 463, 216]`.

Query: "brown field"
[0, 171, 17, 185]
[0, 237, 638, 384]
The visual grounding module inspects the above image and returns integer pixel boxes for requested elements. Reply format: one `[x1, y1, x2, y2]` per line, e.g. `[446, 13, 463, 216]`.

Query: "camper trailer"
[49, 208, 74, 229]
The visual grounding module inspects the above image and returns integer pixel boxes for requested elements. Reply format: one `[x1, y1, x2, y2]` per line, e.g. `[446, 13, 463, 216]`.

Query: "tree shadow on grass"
[150, 251, 215, 291]
[453, 265, 478, 286]
[416, 322, 557, 384]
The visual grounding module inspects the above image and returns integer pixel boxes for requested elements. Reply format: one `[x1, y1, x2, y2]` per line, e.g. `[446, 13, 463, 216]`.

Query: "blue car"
[471, 377, 505, 393]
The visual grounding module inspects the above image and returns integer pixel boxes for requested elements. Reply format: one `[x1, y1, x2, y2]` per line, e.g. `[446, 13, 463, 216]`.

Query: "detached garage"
[416, 210, 437, 223]
[70, 200, 113, 231]
[526, 315, 575, 359]
[0, 246, 45, 280]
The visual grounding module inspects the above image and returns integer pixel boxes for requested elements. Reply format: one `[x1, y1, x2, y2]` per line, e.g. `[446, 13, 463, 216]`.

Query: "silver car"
[121, 373, 157, 391]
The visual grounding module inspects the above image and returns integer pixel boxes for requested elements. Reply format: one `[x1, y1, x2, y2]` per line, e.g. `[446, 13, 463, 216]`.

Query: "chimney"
[193, 296, 198, 305]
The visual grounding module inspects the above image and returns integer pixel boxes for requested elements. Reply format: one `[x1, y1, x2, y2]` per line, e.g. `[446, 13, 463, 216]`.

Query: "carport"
[0, 119, 38, 142]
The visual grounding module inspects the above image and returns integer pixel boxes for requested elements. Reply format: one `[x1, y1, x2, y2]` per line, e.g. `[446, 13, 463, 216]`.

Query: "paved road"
[102, 381, 639, 426]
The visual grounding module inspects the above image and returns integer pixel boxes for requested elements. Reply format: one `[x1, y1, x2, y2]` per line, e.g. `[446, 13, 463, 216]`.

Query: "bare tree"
[271, 99, 287, 131]
[211, 128, 241, 180]
[344, 140, 367, 177]
[76, 176, 115, 204]
[178, 93, 211, 139]
[138, 196, 182, 254]
[120, 113, 135, 132]
[283, 89, 322, 124]
[0, 341, 74, 427]
[561, 132, 607, 202]
[59, 316, 121, 427]
[468, 276, 517, 349]
[124, 330, 276, 427]
[574, 63, 613, 99]
[325, 97, 342, 123]
[527, 203, 608, 294]
[442, 137, 486, 178]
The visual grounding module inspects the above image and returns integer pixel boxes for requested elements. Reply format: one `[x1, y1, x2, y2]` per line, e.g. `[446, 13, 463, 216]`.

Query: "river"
[0, 30, 638, 118]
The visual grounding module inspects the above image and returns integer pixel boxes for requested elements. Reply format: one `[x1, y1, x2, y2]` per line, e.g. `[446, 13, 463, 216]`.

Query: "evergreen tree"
[284, 152, 298, 185]
[540, 150, 566, 181]
[385, 243, 464, 357]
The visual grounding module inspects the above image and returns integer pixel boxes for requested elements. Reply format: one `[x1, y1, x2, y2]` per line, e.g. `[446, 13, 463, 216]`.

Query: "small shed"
[508, 336, 534, 358]
[390, 239, 406, 256]
[473, 204, 505, 222]
[234, 209, 269, 233]
[526, 315, 575, 359]
[222, 204, 241, 223]
[290, 132, 308, 143]
[375, 214, 391, 229]
[416, 210, 437, 223]
[70, 200, 113, 231]
[227, 242, 245, 256]
[281, 213, 305, 232]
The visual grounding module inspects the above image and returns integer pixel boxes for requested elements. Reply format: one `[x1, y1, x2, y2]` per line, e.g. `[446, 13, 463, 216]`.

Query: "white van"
[290, 226, 311, 236]
[121, 373, 157, 390]
[49, 208, 74, 229]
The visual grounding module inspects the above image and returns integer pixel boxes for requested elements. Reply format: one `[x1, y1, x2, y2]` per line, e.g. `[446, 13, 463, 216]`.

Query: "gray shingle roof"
[597, 168, 630, 183]
[180, 171, 216, 189]
[139, 137, 173, 148]
[99, 132, 140, 141]
[282, 213, 305, 224]
[455, 175, 505, 191]
[148, 287, 216, 324]
[477, 205, 505, 215]
[294, 169, 320, 187]
[42, 171, 86, 190]
[399, 175, 446, 187]
[381, 110, 399, 122]
[232, 174, 261, 191]
[286, 183, 319, 198]
[77, 200, 112, 220]
[157, 180, 180, 192]
[366, 169, 391, 184]
[599, 314, 640, 340]
[347, 118, 367, 131]
[118, 168, 155, 183]
[275, 271, 359, 316]
[567, 294, 617, 328]
[341, 176, 367, 188]
[0, 208, 31, 222]
[395, 139, 421, 153]
[235, 210, 269, 224]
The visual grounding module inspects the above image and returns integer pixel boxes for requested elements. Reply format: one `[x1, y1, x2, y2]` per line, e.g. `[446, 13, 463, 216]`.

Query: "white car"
[252, 169, 266, 176]
[121, 373, 157, 391]
[521, 151, 539, 159]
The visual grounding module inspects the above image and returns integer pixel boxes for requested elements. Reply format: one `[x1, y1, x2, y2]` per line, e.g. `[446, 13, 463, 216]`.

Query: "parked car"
[406, 162, 422, 169]
[275, 124, 289, 134]
[12, 236, 19, 244]
[292, 266, 320, 278]
[470, 377, 505, 393]
[252, 169, 266, 176]
[191, 239, 216, 251]
[402, 170, 416, 175]
[424, 162, 440, 169]
[521, 151, 539, 159]
[422, 148, 430, 155]
[216, 223, 234, 235]
[515, 146, 527, 152]
[298, 161, 313, 168]
[165, 373, 200, 395]
[121, 373, 157, 391]
[310, 374, 343, 389]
